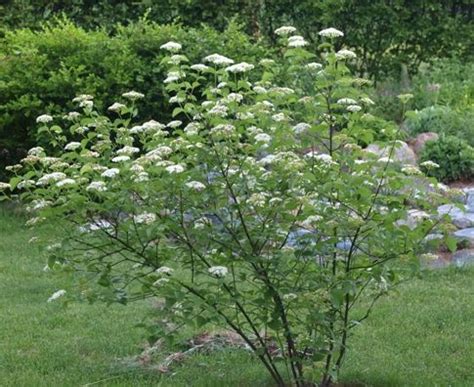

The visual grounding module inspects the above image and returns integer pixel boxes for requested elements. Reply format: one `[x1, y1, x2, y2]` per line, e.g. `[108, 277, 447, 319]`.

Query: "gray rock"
[364, 141, 417, 165]
[463, 188, 474, 212]
[410, 132, 439, 156]
[437, 204, 474, 229]
[453, 228, 474, 245]
[452, 249, 474, 267]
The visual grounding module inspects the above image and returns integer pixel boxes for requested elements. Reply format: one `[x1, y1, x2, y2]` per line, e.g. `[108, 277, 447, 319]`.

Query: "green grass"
[0, 206, 473, 386]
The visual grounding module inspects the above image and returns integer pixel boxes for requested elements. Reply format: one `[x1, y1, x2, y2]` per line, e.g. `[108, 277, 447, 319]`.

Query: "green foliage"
[1, 1, 472, 82]
[405, 106, 474, 146]
[1, 29, 449, 385]
[0, 18, 270, 178]
[420, 136, 474, 183]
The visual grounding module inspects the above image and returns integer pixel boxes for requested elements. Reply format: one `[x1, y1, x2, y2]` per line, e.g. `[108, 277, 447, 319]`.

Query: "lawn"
[0, 206, 473, 386]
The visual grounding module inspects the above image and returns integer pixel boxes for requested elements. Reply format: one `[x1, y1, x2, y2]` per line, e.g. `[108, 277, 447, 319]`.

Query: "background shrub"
[420, 135, 474, 182]
[1, 0, 472, 82]
[405, 106, 474, 146]
[0, 19, 271, 178]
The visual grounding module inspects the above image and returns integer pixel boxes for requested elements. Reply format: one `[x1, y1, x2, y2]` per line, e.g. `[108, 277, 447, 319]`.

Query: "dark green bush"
[420, 135, 474, 183]
[1, 1, 472, 82]
[405, 106, 474, 146]
[0, 19, 271, 177]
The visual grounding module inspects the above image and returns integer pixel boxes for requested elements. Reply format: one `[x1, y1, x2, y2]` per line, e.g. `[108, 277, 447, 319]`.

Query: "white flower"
[255, 133, 272, 143]
[156, 266, 174, 275]
[167, 120, 182, 128]
[208, 266, 228, 278]
[133, 212, 157, 224]
[168, 54, 188, 65]
[169, 95, 185, 104]
[101, 168, 120, 178]
[203, 53, 234, 66]
[80, 100, 94, 109]
[253, 86, 267, 94]
[293, 122, 311, 134]
[420, 160, 440, 169]
[225, 62, 255, 73]
[190, 63, 210, 72]
[47, 289, 66, 303]
[117, 146, 140, 155]
[377, 157, 393, 163]
[224, 93, 244, 103]
[122, 91, 144, 100]
[208, 104, 228, 117]
[0, 182, 11, 191]
[305, 62, 323, 70]
[346, 105, 362, 112]
[64, 142, 81, 151]
[164, 75, 179, 83]
[64, 111, 80, 121]
[112, 156, 130, 163]
[108, 102, 126, 112]
[401, 165, 422, 175]
[55, 178, 75, 187]
[86, 181, 107, 192]
[283, 293, 298, 301]
[288, 35, 308, 47]
[28, 146, 44, 156]
[73, 94, 93, 103]
[272, 113, 287, 122]
[337, 98, 357, 105]
[165, 164, 185, 174]
[186, 181, 206, 191]
[160, 41, 182, 52]
[36, 114, 53, 124]
[210, 123, 235, 136]
[184, 122, 201, 135]
[275, 26, 297, 36]
[37, 172, 67, 186]
[336, 49, 357, 60]
[318, 27, 344, 38]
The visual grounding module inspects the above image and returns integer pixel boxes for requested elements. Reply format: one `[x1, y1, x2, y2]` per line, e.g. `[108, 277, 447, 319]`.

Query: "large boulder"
[409, 132, 439, 157]
[437, 203, 474, 229]
[364, 141, 417, 165]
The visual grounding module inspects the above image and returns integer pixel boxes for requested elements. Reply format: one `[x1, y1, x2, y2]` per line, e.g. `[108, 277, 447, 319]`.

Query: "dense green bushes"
[0, 19, 270, 176]
[405, 106, 474, 146]
[421, 136, 474, 182]
[1, 1, 473, 81]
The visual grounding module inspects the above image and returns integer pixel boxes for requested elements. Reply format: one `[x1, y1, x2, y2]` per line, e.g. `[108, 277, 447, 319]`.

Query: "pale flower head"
[122, 91, 144, 100]
[336, 49, 357, 60]
[225, 62, 255, 73]
[203, 53, 234, 66]
[160, 41, 182, 52]
[108, 102, 126, 113]
[36, 114, 53, 124]
[274, 26, 297, 36]
[208, 266, 228, 278]
[318, 27, 344, 38]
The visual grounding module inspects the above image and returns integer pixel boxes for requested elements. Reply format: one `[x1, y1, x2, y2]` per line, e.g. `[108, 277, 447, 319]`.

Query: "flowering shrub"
[2, 27, 448, 385]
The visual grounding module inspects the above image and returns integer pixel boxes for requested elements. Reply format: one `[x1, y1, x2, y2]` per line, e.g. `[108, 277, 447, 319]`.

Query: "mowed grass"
[0, 205, 473, 386]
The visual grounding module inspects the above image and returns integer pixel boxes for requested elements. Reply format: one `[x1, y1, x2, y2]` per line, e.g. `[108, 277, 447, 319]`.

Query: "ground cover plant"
[1, 26, 455, 386]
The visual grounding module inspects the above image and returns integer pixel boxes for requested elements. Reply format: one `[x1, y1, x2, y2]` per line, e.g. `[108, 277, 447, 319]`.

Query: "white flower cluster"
[160, 41, 182, 52]
[208, 266, 228, 278]
[225, 62, 255, 73]
[122, 91, 144, 100]
[288, 35, 308, 48]
[318, 27, 344, 38]
[36, 114, 53, 124]
[133, 212, 157, 225]
[275, 26, 297, 36]
[204, 53, 234, 66]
